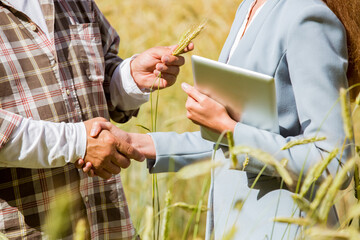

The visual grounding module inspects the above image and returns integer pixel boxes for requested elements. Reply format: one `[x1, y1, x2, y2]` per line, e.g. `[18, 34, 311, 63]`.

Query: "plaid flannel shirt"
[0, 0, 138, 239]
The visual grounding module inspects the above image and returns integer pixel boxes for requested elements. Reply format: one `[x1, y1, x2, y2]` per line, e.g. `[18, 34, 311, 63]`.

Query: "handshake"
[76, 117, 154, 179]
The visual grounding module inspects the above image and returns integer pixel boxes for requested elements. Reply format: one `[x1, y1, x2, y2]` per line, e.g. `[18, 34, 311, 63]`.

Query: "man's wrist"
[74, 122, 87, 162]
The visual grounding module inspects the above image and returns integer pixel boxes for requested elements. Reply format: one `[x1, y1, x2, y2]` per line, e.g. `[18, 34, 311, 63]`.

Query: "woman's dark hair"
[323, 0, 360, 100]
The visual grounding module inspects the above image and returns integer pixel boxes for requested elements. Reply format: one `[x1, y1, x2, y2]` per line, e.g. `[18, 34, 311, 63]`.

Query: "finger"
[151, 73, 176, 88]
[112, 153, 131, 169]
[103, 161, 121, 174]
[161, 55, 185, 66]
[74, 159, 84, 169]
[115, 140, 145, 162]
[182, 42, 194, 53]
[155, 64, 180, 76]
[181, 82, 206, 102]
[87, 169, 95, 177]
[94, 169, 112, 180]
[82, 162, 93, 173]
[90, 121, 113, 137]
[185, 96, 200, 112]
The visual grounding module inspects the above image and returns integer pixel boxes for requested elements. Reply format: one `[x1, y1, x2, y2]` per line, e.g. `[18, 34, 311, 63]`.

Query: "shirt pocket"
[69, 23, 105, 82]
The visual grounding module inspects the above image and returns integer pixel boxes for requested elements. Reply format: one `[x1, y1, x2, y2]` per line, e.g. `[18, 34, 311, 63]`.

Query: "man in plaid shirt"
[0, 0, 191, 239]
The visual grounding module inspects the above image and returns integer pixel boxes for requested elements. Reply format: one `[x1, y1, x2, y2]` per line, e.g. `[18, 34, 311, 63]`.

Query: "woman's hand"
[182, 83, 237, 134]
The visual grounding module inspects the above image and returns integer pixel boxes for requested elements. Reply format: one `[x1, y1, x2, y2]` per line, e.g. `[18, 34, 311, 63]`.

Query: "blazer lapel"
[220, 0, 281, 64]
[218, 0, 252, 63]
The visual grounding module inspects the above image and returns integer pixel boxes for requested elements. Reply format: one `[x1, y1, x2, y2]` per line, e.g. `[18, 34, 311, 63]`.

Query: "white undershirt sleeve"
[0, 118, 87, 168]
[110, 56, 150, 111]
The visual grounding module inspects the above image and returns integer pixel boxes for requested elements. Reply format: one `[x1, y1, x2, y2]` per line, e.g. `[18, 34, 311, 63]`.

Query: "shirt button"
[85, 196, 89, 202]
[66, 89, 70, 96]
[30, 23, 37, 32]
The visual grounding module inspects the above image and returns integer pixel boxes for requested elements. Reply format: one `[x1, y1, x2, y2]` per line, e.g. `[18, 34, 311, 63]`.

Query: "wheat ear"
[281, 136, 326, 151]
[340, 88, 354, 140]
[172, 20, 207, 56]
[299, 148, 339, 197]
[231, 146, 294, 186]
[161, 191, 172, 240]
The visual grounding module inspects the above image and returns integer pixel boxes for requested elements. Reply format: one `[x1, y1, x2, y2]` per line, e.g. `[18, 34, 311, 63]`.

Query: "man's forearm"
[0, 118, 86, 168]
[109, 57, 149, 111]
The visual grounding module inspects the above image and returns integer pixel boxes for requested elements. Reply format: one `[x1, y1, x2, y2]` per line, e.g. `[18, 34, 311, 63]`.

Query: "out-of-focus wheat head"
[340, 88, 354, 140]
[142, 206, 154, 240]
[171, 202, 207, 212]
[231, 146, 294, 186]
[281, 136, 327, 151]
[161, 191, 172, 240]
[45, 190, 74, 239]
[299, 148, 339, 197]
[318, 157, 356, 223]
[175, 159, 223, 180]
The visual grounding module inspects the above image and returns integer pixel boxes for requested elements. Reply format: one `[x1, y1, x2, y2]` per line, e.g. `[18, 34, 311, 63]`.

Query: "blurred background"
[95, 0, 242, 238]
[95, 0, 360, 239]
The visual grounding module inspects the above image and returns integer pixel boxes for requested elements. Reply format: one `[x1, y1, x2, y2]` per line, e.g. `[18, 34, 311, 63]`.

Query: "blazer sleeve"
[232, 4, 351, 179]
[148, 131, 214, 173]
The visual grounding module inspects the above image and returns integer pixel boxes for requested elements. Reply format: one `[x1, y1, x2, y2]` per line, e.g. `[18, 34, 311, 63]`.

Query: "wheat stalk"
[340, 88, 354, 140]
[74, 218, 87, 240]
[222, 226, 238, 240]
[172, 202, 208, 212]
[231, 146, 294, 186]
[292, 194, 311, 213]
[299, 148, 339, 197]
[318, 157, 356, 222]
[175, 159, 223, 180]
[143, 206, 154, 240]
[226, 131, 238, 168]
[309, 175, 333, 212]
[242, 154, 250, 170]
[161, 191, 172, 240]
[281, 136, 327, 151]
[305, 227, 360, 240]
[273, 217, 312, 226]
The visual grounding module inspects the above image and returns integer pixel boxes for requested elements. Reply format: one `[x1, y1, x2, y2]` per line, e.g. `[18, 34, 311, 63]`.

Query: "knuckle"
[104, 134, 115, 145]
[125, 144, 135, 156]
[95, 117, 107, 122]
[185, 101, 192, 110]
[122, 159, 131, 169]
[186, 111, 192, 119]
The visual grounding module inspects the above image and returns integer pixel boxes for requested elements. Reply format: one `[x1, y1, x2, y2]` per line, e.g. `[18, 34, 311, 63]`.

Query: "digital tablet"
[191, 55, 279, 145]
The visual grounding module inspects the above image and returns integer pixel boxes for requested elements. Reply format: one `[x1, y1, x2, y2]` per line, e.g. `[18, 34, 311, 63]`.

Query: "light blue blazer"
[148, 0, 350, 238]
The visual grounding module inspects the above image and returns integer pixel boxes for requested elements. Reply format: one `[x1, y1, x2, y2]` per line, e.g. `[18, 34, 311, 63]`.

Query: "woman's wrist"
[218, 118, 237, 133]
[129, 133, 156, 159]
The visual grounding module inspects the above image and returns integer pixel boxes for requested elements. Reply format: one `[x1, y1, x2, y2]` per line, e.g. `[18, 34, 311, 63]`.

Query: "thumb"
[90, 122, 112, 137]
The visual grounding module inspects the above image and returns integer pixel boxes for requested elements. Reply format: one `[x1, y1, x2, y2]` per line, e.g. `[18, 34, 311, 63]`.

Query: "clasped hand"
[75, 44, 192, 179]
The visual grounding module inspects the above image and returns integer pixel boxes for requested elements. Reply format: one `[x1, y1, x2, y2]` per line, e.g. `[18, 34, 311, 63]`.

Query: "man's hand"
[75, 120, 156, 176]
[79, 118, 145, 179]
[130, 44, 194, 90]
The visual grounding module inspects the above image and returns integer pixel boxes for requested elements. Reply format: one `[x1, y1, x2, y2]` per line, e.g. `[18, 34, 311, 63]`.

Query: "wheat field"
[93, 0, 360, 239]
[95, 0, 242, 238]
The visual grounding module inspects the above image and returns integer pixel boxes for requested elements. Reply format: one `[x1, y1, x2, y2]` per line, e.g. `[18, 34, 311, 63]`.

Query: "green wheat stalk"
[147, 20, 206, 240]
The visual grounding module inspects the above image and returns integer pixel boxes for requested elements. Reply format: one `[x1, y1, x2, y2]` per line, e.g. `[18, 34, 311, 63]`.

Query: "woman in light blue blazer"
[86, 0, 359, 238]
